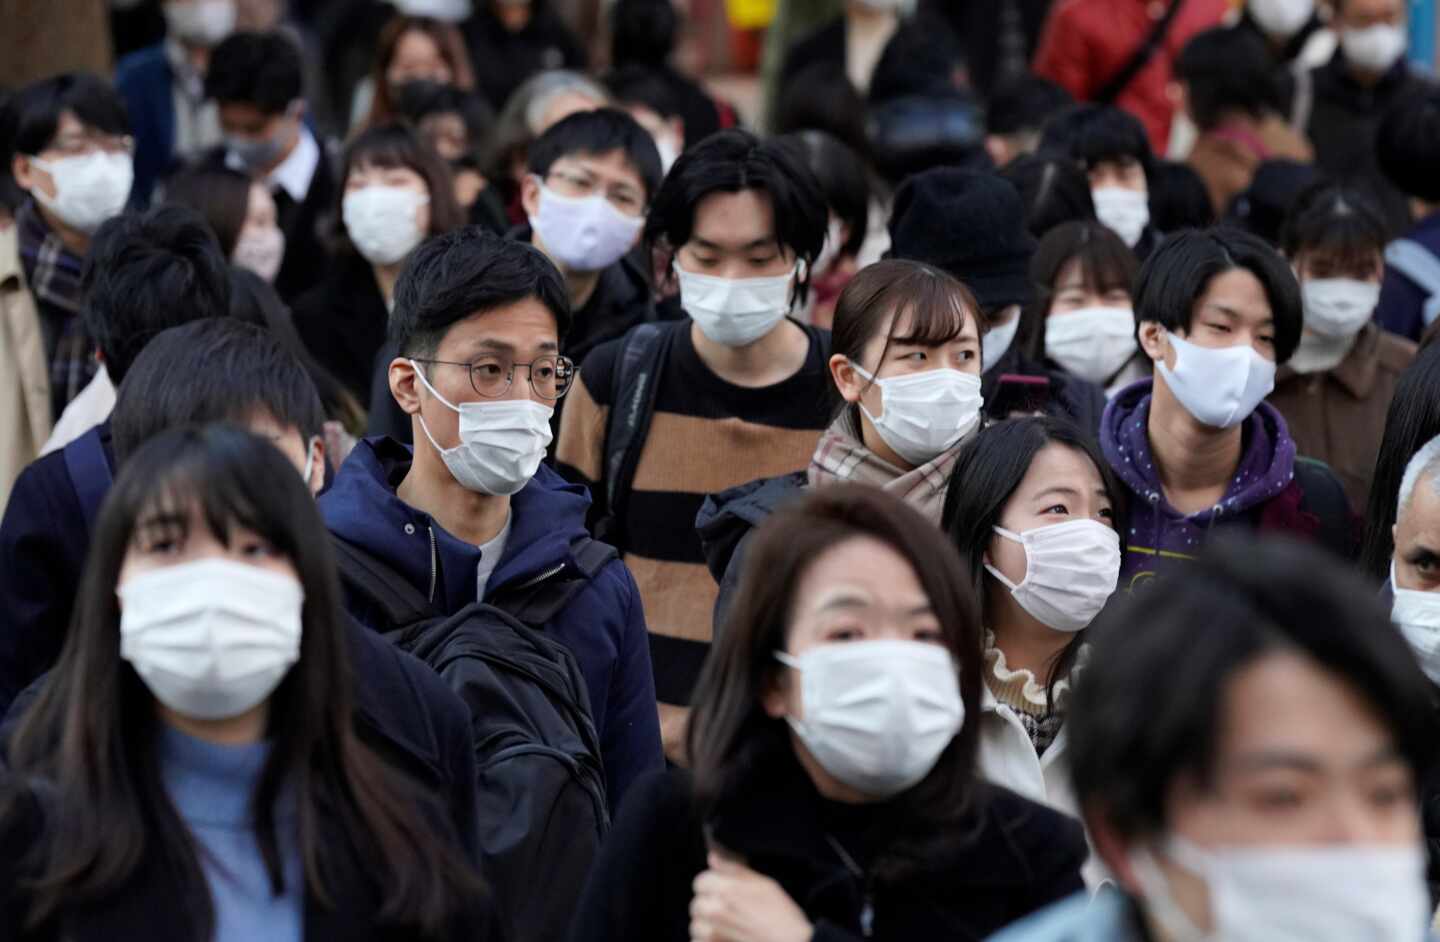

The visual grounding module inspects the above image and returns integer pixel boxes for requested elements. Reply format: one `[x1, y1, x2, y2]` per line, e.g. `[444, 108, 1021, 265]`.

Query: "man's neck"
[1147, 380, 1243, 515]
[690, 319, 810, 388]
[397, 442, 513, 546]
[35, 203, 89, 256]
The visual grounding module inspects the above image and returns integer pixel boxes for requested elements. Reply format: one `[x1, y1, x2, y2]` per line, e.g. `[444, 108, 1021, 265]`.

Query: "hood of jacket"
[695, 471, 808, 584]
[320, 437, 595, 613]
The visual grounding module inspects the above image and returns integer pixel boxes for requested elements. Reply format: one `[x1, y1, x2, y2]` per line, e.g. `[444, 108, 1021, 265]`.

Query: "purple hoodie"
[1101, 379, 1297, 591]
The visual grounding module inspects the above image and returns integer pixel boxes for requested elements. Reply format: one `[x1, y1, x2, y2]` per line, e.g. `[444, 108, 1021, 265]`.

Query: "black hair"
[1222, 158, 1324, 247]
[1362, 344, 1440, 580]
[526, 107, 663, 202]
[205, 31, 304, 113]
[773, 62, 871, 164]
[610, 0, 678, 67]
[80, 206, 233, 386]
[162, 163, 254, 256]
[1039, 104, 1155, 179]
[0, 86, 26, 214]
[112, 318, 326, 466]
[1134, 227, 1302, 365]
[336, 122, 464, 253]
[11, 72, 128, 156]
[868, 16, 967, 103]
[395, 81, 497, 158]
[1148, 159, 1216, 232]
[644, 129, 827, 304]
[1020, 220, 1138, 361]
[1377, 89, 1440, 203]
[999, 153, 1098, 239]
[1175, 26, 1286, 131]
[987, 74, 1073, 138]
[1280, 182, 1389, 279]
[775, 130, 870, 260]
[943, 417, 1129, 707]
[602, 64, 683, 121]
[390, 226, 571, 358]
[1070, 535, 1434, 840]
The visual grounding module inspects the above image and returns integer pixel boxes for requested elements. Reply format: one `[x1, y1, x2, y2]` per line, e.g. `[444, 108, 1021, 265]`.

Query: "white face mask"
[1391, 562, 1440, 685]
[1045, 306, 1138, 384]
[119, 558, 304, 721]
[1287, 329, 1355, 375]
[528, 181, 644, 273]
[1301, 278, 1380, 339]
[776, 639, 963, 797]
[1156, 330, 1276, 429]
[1248, 0, 1314, 38]
[1132, 837, 1430, 942]
[231, 224, 286, 283]
[676, 262, 796, 347]
[985, 519, 1121, 633]
[982, 311, 1021, 374]
[163, 0, 237, 45]
[410, 360, 553, 496]
[1341, 23, 1408, 74]
[391, 0, 473, 21]
[1092, 187, 1150, 250]
[343, 185, 430, 266]
[29, 152, 134, 235]
[851, 363, 984, 466]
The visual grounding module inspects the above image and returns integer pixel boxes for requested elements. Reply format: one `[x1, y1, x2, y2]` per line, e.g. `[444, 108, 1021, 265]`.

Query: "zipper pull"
[860, 894, 875, 938]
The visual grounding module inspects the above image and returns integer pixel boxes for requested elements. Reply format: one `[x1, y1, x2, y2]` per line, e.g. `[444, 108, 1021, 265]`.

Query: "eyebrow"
[692, 237, 777, 252]
[1230, 747, 1404, 775]
[1204, 303, 1274, 326]
[1404, 545, 1440, 567]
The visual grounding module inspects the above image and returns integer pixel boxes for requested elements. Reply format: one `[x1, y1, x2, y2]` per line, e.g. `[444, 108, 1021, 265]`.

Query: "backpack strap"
[63, 426, 113, 538]
[1094, 0, 1184, 105]
[1292, 457, 1356, 560]
[596, 321, 680, 543]
[1385, 238, 1440, 327]
[491, 536, 620, 628]
[331, 536, 436, 631]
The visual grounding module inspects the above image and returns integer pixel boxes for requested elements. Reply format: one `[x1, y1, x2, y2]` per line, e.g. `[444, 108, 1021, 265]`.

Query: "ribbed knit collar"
[158, 724, 277, 828]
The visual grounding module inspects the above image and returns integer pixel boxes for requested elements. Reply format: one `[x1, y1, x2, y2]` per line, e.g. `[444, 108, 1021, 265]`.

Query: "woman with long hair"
[353, 15, 476, 133]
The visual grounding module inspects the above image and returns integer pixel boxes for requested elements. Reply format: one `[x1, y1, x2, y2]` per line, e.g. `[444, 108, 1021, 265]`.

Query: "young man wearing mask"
[323, 228, 662, 808]
[1236, 0, 1337, 123]
[555, 129, 833, 761]
[518, 108, 663, 369]
[4, 73, 134, 505]
[1100, 228, 1353, 591]
[205, 30, 335, 301]
[1040, 104, 1162, 259]
[116, 0, 236, 205]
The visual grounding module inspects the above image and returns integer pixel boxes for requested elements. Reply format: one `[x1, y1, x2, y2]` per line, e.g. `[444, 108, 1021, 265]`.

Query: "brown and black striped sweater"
[556, 321, 832, 719]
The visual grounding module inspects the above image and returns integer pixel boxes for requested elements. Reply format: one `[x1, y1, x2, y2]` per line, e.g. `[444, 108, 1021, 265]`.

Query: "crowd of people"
[3, 0, 1440, 938]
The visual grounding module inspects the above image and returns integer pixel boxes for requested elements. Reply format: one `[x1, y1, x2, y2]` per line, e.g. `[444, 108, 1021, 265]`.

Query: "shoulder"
[3, 450, 82, 538]
[575, 321, 683, 407]
[1374, 328, 1419, 375]
[115, 45, 169, 86]
[619, 766, 697, 828]
[987, 891, 1128, 942]
[974, 782, 1088, 859]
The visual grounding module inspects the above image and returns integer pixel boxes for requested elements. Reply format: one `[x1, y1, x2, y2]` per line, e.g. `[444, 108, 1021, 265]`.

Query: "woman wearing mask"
[0, 424, 493, 939]
[291, 122, 463, 404]
[1022, 221, 1145, 397]
[571, 485, 1087, 941]
[164, 164, 286, 284]
[1269, 183, 1415, 513]
[352, 15, 476, 133]
[943, 418, 1124, 847]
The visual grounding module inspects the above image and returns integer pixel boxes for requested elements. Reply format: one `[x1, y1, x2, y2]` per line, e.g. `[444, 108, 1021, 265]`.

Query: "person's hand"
[690, 852, 813, 942]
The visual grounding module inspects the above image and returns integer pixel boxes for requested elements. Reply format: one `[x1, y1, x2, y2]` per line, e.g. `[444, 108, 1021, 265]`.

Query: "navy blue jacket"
[115, 44, 180, 208]
[1377, 212, 1440, 342]
[319, 438, 664, 809]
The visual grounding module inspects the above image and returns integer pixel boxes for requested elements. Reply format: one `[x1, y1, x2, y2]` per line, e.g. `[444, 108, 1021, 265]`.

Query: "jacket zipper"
[511, 561, 566, 591]
[427, 525, 438, 602]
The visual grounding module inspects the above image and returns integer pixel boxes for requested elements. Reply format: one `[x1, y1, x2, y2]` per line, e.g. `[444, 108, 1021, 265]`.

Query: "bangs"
[347, 126, 428, 178]
[1065, 239, 1137, 297]
[887, 269, 977, 346]
[1296, 217, 1386, 276]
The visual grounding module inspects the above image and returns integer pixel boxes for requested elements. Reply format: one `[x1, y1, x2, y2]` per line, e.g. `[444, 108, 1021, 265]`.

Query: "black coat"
[293, 252, 389, 404]
[463, 5, 588, 111]
[567, 748, 1086, 942]
[983, 346, 1107, 437]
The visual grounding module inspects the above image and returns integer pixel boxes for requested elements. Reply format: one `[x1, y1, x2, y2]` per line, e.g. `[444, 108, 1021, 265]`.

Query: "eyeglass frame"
[33, 132, 136, 160]
[410, 354, 576, 401]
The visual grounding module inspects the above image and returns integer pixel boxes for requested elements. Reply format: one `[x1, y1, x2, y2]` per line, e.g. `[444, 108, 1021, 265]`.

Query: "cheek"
[987, 534, 1028, 585]
[416, 199, 432, 234]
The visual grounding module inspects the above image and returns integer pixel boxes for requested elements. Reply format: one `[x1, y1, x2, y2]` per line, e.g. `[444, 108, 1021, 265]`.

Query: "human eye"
[1098, 506, 1115, 521]
[822, 622, 865, 642]
[912, 624, 944, 644]
[1043, 503, 1071, 516]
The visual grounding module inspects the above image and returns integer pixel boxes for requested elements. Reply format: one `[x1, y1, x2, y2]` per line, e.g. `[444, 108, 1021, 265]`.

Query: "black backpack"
[332, 535, 617, 942]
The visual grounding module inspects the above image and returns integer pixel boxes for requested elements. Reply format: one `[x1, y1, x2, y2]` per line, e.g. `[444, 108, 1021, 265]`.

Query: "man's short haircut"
[610, 0, 678, 67]
[204, 31, 304, 114]
[1134, 227, 1302, 365]
[112, 318, 326, 466]
[389, 226, 571, 359]
[1397, 433, 1440, 520]
[81, 205, 233, 386]
[527, 107, 663, 202]
[987, 74, 1073, 138]
[11, 73, 128, 156]
[603, 64, 683, 121]
[1040, 104, 1155, 178]
[1070, 536, 1434, 841]
[1377, 90, 1440, 203]
[1175, 27, 1286, 131]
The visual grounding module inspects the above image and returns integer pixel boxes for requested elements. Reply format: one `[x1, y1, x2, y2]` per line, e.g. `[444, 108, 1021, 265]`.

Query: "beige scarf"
[806, 417, 960, 523]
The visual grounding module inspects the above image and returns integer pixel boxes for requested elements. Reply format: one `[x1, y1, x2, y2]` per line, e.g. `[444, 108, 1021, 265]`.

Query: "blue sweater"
[159, 725, 303, 942]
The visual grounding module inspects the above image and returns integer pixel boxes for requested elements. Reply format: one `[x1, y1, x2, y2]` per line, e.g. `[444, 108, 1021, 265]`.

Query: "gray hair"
[520, 71, 611, 135]
[1397, 434, 1440, 522]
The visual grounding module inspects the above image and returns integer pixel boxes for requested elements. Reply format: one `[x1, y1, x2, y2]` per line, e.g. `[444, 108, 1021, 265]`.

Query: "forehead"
[793, 536, 928, 612]
[690, 189, 776, 246]
[1195, 267, 1272, 323]
[1015, 442, 1103, 495]
[52, 109, 90, 140]
[551, 149, 645, 190]
[219, 102, 278, 130]
[435, 296, 560, 355]
[1397, 470, 1440, 542]
[394, 29, 443, 59]
[1339, 0, 1403, 18]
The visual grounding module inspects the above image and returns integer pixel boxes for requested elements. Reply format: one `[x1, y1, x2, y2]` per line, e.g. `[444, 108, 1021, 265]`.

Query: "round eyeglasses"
[411, 354, 576, 401]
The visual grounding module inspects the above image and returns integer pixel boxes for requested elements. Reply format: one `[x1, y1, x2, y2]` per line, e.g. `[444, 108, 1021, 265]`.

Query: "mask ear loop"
[408, 359, 464, 457]
[848, 360, 887, 425]
[983, 526, 1029, 591]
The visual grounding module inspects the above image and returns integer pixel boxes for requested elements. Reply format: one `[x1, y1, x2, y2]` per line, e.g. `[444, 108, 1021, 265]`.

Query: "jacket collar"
[1276, 324, 1383, 399]
[0, 221, 27, 291]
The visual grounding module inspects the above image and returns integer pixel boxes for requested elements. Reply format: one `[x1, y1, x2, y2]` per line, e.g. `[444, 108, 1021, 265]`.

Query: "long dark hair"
[364, 15, 475, 131]
[162, 164, 254, 257]
[687, 485, 983, 881]
[3, 425, 485, 936]
[1363, 344, 1440, 581]
[942, 417, 1129, 706]
[1020, 220, 1138, 363]
[336, 122, 465, 255]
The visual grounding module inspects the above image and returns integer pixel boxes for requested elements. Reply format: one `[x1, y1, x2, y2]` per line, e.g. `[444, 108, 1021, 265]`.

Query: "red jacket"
[1033, 0, 1228, 153]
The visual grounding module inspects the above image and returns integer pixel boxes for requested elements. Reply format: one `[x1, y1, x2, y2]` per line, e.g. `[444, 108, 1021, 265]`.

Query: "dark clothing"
[1231, 10, 1328, 120]
[292, 252, 388, 403]
[15, 202, 95, 421]
[319, 437, 663, 810]
[114, 44, 181, 206]
[567, 746, 1087, 942]
[1377, 211, 1440, 342]
[646, 65, 724, 149]
[922, 0, 1055, 97]
[984, 345, 1107, 437]
[695, 470, 808, 638]
[464, 7, 588, 111]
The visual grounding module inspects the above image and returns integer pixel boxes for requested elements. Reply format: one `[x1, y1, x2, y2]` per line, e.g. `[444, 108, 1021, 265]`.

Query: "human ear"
[520, 173, 542, 220]
[389, 357, 423, 416]
[829, 353, 864, 404]
[1138, 321, 1168, 362]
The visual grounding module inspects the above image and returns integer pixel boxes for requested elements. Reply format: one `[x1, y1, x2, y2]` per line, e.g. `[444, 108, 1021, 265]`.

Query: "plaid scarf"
[807, 416, 960, 521]
[16, 200, 95, 420]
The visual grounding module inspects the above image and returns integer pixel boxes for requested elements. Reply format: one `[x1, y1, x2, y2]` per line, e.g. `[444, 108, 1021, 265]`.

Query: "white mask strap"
[301, 437, 317, 485]
[408, 359, 461, 413]
[984, 526, 1026, 591]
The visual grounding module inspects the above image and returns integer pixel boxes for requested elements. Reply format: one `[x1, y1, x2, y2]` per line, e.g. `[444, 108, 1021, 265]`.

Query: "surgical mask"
[528, 181, 643, 273]
[1156, 331, 1276, 429]
[983, 311, 1020, 374]
[231, 224, 285, 283]
[776, 640, 963, 797]
[1092, 187, 1150, 249]
[1391, 562, 1440, 685]
[1301, 278, 1380, 339]
[1045, 306, 1138, 384]
[118, 558, 304, 721]
[676, 262, 796, 347]
[163, 0, 236, 45]
[28, 152, 134, 234]
[985, 519, 1121, 633]
[1287, 329, 1354, 375]
[344, 186, 430, 266]
[1248, 0, 1313, 39]
[1341, 23, 1408, 74]
[225, 110, 297, 174]
[851, 362, 984, 466]
[410, 360, 553, 496]
[1131, 837, 1429, 942]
